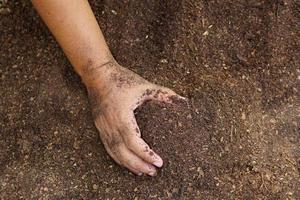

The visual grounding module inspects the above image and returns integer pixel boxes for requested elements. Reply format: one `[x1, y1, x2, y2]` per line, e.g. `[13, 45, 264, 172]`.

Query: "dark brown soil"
[1, 0, 299, 199]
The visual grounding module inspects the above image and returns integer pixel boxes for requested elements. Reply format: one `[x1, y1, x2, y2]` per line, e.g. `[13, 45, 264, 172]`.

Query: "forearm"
[31, 0, 112, 79]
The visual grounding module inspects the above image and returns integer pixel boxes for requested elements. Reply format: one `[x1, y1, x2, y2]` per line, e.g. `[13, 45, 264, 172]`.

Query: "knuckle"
[126, 136, 137, 147]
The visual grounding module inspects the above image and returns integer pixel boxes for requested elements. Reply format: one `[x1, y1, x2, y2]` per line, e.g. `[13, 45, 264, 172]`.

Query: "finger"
[127, 166, 143, 176]
[124, 133, 163, 168]
[141, 85, 187, 105]
[103, 141, 143, 176]
[128, 135, 163, 167]
[118, 145, 157, 176]
[120, 115, 163, 167]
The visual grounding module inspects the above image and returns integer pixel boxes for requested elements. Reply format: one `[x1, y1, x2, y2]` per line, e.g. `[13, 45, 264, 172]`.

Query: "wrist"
[80, 57, 117, 87]
[78, 52, 114, 74]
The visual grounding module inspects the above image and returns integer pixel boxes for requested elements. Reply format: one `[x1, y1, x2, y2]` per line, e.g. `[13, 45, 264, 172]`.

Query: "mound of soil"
[134, 100, 226, 199]
[1, 0, 299, 199]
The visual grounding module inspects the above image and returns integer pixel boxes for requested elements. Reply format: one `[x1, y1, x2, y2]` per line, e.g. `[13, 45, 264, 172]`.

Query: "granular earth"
[0, 0, 299, 199]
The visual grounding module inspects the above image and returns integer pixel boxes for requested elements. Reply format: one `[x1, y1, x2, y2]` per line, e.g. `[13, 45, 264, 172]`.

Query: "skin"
[31, 0, 185, 176]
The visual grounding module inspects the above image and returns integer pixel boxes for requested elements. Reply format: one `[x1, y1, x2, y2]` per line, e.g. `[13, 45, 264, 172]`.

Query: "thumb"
[143, 85, 188, 105]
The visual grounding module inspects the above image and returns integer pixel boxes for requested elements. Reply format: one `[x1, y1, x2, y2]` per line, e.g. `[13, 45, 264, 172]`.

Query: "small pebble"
[203, 30, 209, 36]
[241, 112, 246, 120]
[111, 10, 117, 15]
[92, 184, 98, 190]
[160, 59, 168, 63]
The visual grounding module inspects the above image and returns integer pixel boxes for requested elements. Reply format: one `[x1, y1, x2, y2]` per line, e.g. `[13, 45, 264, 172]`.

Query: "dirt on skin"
[1, 0, 299, 199]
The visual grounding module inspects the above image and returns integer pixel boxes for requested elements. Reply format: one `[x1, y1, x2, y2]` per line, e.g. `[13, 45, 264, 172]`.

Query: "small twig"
[275, 0, 279, 18]
[230, 124, 234, 142]
[285, 157, 296, 166]
[259, 172, 267, 190]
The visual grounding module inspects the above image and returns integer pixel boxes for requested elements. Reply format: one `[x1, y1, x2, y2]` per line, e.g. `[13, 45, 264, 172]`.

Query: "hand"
[83, 60, 185, 176]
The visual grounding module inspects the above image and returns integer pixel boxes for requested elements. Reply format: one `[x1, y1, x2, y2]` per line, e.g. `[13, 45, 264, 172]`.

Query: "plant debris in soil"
[1, 0, 299, 199]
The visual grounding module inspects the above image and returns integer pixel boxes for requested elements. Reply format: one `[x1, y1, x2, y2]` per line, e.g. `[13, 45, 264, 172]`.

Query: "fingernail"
[148, 171, 157, 176]
[153, 159, 163, 168]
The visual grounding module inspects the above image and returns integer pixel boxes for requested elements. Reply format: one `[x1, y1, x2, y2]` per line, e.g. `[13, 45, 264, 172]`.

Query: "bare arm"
[31, 0, 111, 78]
[32, 0, 184, 176]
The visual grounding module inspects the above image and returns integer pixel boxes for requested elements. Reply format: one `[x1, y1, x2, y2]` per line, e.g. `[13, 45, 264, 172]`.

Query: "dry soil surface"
[0, 0, 299, 200]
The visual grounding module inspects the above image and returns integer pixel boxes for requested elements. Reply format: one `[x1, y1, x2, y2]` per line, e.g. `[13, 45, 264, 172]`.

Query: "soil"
[1, 0, 299, 199]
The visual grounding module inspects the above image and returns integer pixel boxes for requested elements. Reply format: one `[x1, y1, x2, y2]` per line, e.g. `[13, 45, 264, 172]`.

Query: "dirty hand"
[83, 60, 183, 176]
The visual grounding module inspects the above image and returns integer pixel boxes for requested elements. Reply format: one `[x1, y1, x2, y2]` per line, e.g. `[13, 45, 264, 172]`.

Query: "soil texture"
[0, 0, 299, 199]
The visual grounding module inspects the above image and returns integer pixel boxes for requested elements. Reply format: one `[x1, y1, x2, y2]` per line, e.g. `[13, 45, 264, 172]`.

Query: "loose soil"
[1, 0, 299, 199]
